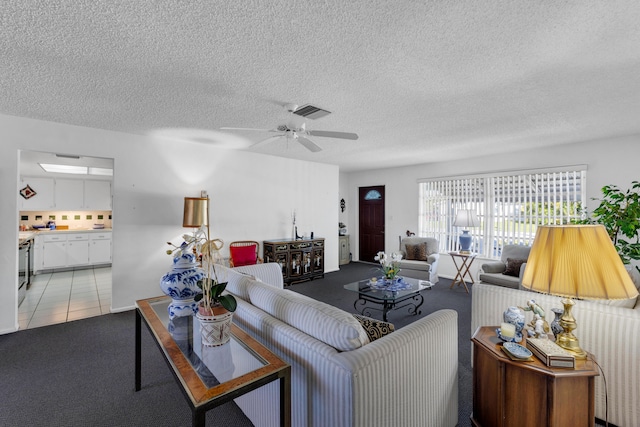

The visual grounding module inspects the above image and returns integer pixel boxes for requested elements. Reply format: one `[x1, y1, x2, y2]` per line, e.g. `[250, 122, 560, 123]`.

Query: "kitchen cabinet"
[263, 238, 324, 285]
[339, 235, 350, 265]
[42, 234, 68, 269]
[84, 180, 112, 210]
[19, 177, 111, 211]
[35, 231, 111, 273]
[89, 232, 112, 264]
[54, 179, 85, 210]
[20, 177, 55, 210]
[32, 235, 44, 272]
[66, 233, 89, 266]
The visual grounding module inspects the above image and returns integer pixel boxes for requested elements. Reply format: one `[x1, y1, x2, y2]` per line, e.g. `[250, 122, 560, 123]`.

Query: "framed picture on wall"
[19, 184, 36, 200]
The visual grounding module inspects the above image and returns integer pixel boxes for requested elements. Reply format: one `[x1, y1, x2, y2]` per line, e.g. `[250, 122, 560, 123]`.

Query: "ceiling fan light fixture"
[293, 104, 331, 120]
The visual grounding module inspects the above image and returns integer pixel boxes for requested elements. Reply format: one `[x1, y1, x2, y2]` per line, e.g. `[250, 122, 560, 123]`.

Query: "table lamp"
[183, 196, 209, 229]
[521, 225, 638, 359]
[453, 209, 479, 253]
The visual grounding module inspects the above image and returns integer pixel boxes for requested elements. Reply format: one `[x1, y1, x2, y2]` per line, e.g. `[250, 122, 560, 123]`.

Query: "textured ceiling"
[2, 1, 640, 172]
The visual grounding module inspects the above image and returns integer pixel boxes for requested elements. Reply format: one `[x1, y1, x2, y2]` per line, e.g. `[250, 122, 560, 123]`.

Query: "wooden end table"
[449, 251, 477, 293]
[135, 296, 291, 427]
[471, 326, 598, 427]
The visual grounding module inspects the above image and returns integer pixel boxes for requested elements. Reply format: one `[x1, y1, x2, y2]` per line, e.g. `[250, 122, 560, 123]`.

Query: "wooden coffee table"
[135, 296, 291, 427]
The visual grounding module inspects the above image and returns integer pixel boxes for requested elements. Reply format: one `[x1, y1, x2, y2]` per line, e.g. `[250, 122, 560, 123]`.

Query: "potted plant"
[578, 181, 640, 276]
[194, 240, 237, 346]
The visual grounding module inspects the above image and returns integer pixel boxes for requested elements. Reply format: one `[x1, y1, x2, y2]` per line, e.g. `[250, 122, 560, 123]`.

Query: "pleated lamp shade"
[182, 197, 209, 228]
[453, 210, 479, 228]
[521, 225, 639, 300]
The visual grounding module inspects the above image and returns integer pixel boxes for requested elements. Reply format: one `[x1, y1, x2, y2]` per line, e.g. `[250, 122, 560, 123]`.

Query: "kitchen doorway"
[17, 150, 114, 329]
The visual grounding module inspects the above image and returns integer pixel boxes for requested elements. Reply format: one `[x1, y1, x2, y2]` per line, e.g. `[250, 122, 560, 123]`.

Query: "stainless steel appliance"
[18, 239, 31, 306]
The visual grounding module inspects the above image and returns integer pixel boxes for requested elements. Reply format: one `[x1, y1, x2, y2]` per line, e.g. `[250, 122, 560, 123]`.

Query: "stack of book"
[526, 338, 576, 368]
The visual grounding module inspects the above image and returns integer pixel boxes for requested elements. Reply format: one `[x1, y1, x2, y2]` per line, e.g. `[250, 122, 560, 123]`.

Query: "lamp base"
[556, 298, 587, 359]
[458, 230, 472, 253]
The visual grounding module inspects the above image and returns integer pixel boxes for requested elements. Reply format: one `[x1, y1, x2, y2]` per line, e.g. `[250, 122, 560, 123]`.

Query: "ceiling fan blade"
[297, 136, 323, 152]
[221, 127, 277, 132]
[307, 130, 359, 140]
[251, 135, 284, 148]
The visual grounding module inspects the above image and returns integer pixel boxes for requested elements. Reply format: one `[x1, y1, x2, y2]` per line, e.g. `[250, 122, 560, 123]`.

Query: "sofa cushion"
[247, 282, 370, 351]
[503, 258, 526, 277]
[211, 264, 253, 301]
[398, 259, 432, 272]
[352, 313, 394, 341]
[401, 237, 438, 256]
[405, 243, 428, 261]
[478, 272, 521, 289]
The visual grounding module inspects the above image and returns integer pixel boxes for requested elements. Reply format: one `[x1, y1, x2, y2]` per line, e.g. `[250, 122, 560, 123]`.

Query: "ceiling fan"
[221, 104, 358, 152]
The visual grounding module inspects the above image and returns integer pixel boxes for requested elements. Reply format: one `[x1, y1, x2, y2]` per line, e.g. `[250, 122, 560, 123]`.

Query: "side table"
[471, 326, 598, 427]
[449, 251, 477, 293]
[136, 296, 291, 427]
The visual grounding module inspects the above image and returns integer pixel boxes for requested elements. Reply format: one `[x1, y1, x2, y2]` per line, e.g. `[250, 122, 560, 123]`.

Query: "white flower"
[375, 251, 403, 279]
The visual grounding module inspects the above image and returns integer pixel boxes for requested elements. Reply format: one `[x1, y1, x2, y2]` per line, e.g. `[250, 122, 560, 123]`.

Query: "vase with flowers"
[194, 239, 237, 346]
[374, 251, 403, 283]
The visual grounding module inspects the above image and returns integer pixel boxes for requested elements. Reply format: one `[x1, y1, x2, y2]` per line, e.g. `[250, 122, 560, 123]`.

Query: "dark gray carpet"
[290, 262, 474, 426]
[0, 262, 474, 427]
[0, 310, 253, 426]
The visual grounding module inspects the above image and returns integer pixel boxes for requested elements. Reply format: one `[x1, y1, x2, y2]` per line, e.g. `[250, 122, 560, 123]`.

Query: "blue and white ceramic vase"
[160, 252, 205, 320]
[503, 306, 525, 341]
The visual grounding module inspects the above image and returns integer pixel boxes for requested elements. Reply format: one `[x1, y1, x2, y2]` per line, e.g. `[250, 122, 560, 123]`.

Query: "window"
[418, 167, 586, 257]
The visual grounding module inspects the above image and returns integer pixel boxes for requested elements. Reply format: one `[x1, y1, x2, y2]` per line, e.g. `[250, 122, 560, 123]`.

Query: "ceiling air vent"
[293, 104, 331, 120]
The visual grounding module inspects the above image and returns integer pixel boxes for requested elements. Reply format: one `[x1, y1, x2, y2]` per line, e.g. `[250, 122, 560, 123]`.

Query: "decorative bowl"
[503, 342, 532, 359]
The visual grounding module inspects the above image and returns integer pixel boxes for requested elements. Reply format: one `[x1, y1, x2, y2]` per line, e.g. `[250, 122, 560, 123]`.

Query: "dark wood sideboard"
[263, 238, 324, 285]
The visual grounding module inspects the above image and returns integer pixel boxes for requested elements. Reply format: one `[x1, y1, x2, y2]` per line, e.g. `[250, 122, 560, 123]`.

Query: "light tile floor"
[18, 266, 112, 330]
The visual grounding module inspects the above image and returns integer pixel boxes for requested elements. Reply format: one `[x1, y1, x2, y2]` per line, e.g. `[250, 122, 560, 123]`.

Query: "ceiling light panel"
[88, 167, 113, 176]
[39, 163, 88, 174]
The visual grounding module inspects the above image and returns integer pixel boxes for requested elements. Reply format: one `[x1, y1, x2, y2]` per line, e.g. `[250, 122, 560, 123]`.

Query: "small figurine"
[534, 315, 549, 339]
[520, 299, 550, 338]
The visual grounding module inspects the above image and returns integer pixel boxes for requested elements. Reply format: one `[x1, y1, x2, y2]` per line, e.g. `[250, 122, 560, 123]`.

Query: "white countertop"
[19, 228, 112, 244]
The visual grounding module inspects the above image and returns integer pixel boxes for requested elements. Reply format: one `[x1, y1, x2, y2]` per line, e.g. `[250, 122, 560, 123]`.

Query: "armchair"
[229, 241, 263, 267]
[478, 244, 531, 289]
[396, 236, 440, 283]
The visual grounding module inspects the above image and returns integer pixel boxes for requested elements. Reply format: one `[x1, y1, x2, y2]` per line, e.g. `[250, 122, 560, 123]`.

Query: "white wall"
[0, 114, 339, 334]
[344, 136, 640, 279]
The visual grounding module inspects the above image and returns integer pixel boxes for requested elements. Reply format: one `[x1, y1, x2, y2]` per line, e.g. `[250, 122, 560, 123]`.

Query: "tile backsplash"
[19, 211, 113, 230]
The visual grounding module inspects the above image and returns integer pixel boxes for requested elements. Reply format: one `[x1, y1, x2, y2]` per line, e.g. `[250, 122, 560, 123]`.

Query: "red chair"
[229, 241, 263, 267]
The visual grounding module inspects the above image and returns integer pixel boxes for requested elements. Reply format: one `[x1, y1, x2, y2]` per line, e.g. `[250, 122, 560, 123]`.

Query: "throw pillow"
[503, 258, 527, 277]
[405, 243, 428, 261]
[352, 313, 395, 342]
[230, 245, 256, 266]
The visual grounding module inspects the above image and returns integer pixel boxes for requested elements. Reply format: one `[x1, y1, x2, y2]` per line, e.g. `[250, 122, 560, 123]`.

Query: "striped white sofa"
[216, 263, 459, 427]
[471, 283, 640, 427]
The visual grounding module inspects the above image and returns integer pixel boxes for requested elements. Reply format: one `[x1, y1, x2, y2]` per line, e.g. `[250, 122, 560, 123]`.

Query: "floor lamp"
[521, 225, 638, 358]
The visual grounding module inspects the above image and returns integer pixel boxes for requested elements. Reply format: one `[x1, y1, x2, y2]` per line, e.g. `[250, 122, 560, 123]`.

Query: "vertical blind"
[418, 168, 586, 257]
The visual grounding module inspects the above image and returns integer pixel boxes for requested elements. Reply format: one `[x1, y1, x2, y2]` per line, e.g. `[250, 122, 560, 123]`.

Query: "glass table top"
[146, 297, 266, 388]
[343, 276, 433, 301]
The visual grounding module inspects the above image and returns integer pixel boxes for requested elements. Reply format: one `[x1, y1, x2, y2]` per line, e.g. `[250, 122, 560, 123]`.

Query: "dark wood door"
[359, 185, 385, 262]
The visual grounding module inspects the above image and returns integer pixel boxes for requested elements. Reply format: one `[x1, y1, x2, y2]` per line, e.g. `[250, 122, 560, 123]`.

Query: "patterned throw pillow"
[503, 258, 527, 277]
[405, 242, 428, 261]
[352, 313, 395, 342]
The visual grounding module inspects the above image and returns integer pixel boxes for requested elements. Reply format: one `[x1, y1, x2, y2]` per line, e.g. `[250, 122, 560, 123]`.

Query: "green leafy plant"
[577, 181, 640, 271]
[195, 278, 237, 313]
